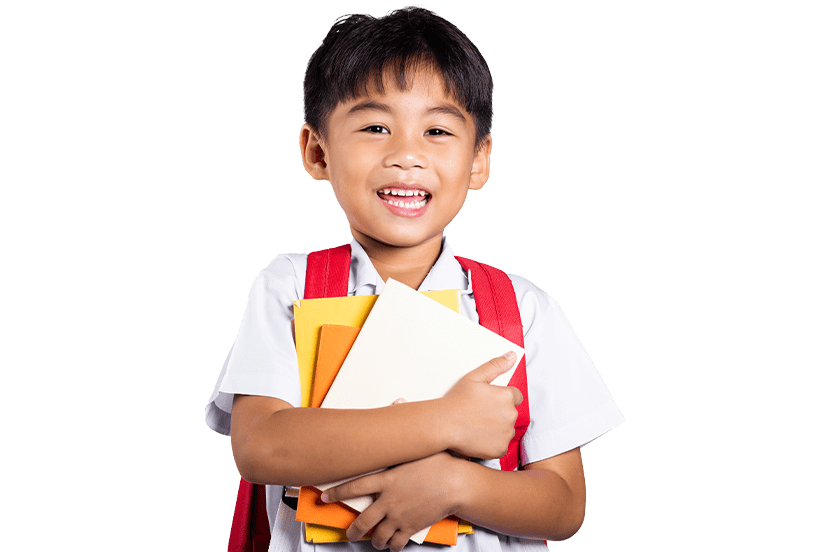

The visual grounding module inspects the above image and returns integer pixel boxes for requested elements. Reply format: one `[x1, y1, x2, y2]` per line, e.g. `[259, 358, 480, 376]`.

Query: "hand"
[440, 352, 523, 460]
[322, 452, 462, 551]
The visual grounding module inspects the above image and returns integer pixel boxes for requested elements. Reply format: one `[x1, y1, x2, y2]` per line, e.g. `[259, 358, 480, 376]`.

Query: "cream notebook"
[320, 278, 523, 409]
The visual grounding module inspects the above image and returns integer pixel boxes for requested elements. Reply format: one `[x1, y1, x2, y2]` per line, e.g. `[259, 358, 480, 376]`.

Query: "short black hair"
[303, 7, 493, 147]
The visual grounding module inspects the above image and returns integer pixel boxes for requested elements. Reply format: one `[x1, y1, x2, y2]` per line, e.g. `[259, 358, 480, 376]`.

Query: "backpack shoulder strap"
[305, 244, 352, 299]
[227, 480, 269, 552]
[228, 245, 353, 552]
[455, 256, 530, 472]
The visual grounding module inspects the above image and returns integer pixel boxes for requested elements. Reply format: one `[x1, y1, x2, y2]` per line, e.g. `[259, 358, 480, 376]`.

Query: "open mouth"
[377, 188, 431, 210]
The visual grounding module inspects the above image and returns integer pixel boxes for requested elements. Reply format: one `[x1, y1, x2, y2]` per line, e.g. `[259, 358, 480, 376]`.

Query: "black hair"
[303, 7, 493, 147]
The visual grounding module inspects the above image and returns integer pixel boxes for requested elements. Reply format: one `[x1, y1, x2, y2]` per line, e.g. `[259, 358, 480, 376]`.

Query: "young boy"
[206, 7, 623, 552]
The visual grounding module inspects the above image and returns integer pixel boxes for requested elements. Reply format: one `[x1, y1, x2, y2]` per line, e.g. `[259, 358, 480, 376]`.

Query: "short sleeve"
[510, 276, 624, 466]
[205, 254, 306, 435]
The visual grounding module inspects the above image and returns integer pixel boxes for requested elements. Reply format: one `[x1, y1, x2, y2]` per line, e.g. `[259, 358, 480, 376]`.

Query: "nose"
[383, 132, 427, 170]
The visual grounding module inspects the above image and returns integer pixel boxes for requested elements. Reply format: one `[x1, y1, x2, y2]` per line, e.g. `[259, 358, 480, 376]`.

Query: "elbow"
[231, 431, 267, 484]
[543, 474, 585, 541]
[548, 512, 584, 541]
[231, 423, 292, 485]
[230, 395, 298, 485]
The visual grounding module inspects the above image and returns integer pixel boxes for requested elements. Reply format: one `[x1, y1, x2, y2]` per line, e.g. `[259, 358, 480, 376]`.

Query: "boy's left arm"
[322, 447, 586, 551]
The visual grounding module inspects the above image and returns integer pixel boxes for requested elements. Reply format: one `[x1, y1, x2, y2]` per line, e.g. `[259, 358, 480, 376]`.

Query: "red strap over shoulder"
[455, 257, 530, 472]
[228, 245, 353, 552]
[304, 244, 352, 299]
[228, 479, 270, 552]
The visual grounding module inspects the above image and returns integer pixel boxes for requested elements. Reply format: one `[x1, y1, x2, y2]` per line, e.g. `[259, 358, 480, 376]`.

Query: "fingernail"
[504, 351, 516, 363]
[320, 492, 330, 503]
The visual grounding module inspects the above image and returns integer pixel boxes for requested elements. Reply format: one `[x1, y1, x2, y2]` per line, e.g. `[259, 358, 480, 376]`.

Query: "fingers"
[387, 531, 410, 552]
[363, 516, 413, 551]
[368, 518, 396, 550]
[322, 474, 378, 504]
[345, 505, 385, 542]
[469, 351, 517, 384]
[341, 503, 413, 550]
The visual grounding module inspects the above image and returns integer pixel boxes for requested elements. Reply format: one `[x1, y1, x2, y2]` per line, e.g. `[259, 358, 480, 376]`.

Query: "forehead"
[338, 67, 468, 116]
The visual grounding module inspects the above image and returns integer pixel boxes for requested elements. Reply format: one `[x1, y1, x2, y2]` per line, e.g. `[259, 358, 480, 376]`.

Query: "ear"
[469, 135, 492, 191]
[299, 124, 329, 180]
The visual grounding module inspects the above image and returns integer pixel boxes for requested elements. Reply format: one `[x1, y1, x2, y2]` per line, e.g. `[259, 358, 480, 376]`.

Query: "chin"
[356, 230, 442, 251]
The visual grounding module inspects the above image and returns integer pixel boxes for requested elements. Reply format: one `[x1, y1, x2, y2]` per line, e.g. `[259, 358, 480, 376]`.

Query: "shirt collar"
[348, 238, 472, 296]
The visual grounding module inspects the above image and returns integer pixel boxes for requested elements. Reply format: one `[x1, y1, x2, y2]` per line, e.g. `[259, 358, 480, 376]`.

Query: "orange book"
[298, 486, 460, 545]
[310, 325, 360, 408]
[297, 323, 460, 545]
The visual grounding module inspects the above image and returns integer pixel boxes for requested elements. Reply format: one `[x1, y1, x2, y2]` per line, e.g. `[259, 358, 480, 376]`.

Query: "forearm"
[231, 396, 450, 487]
[232, 354, 521, 488]
[452, 452, 586, 541]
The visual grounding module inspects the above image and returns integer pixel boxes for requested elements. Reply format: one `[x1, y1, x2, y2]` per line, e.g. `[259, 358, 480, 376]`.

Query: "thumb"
[469, 351, 517, 384]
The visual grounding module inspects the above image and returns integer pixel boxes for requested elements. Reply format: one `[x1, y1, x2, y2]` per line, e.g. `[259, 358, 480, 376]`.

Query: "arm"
[230, 352, 522, 487]
[453, 448, 585, 539]
[322, 448, 585, 551]
[231, 395, 446, 487]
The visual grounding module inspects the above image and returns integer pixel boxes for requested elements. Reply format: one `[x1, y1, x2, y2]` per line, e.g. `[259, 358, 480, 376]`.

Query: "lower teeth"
[385, 198, 427, 209]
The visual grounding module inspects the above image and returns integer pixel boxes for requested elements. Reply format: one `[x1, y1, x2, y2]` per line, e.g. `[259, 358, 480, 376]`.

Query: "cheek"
[329, 148, 373, 183]
[441, 163, 475, 193]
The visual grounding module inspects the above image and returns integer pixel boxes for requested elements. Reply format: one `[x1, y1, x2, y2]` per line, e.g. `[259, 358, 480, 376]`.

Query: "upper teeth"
[382, 189, 427, 197]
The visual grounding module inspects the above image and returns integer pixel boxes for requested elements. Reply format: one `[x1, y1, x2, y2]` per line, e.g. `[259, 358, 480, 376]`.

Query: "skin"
[231, 68, 586, 551]
[299, 68, 490, 288]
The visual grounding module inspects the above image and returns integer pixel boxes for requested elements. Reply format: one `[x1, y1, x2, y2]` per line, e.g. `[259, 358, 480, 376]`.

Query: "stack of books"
[292, 279, 523, 545]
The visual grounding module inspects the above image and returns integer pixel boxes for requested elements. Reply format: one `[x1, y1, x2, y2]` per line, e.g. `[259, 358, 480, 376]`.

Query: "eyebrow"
[426, 105, 468, 124]
[346, 100, 468, 125]
[347, 100, 392, 116]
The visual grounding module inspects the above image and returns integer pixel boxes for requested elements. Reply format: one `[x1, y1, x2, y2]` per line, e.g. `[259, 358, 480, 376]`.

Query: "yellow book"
[305, 521, 474, 544]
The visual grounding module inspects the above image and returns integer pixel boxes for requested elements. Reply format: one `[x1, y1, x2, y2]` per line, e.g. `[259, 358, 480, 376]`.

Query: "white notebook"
[320, 278, 523, 409]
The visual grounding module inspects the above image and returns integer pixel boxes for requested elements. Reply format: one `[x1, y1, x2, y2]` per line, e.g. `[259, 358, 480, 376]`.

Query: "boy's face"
[301, 69, 491, 255]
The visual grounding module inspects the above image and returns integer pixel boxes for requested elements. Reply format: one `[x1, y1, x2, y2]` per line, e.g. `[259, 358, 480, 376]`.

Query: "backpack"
[228, 244, 530, 551]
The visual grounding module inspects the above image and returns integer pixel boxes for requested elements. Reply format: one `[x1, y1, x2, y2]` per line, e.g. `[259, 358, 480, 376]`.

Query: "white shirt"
[206, 239, 623, 551]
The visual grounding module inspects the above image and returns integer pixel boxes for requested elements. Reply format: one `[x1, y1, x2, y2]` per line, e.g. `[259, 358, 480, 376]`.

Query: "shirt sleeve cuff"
[205, 399, 233, 436]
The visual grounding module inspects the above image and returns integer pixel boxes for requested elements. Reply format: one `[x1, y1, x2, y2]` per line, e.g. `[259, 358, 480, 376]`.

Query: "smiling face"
[300, 68, 492, 262]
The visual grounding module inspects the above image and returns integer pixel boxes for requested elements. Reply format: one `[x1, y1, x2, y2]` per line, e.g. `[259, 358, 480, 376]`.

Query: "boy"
[206, 7, 623, 552]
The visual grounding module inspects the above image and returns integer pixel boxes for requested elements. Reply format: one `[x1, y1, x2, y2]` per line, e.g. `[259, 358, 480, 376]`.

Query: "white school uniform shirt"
[206, 239, 624, 552]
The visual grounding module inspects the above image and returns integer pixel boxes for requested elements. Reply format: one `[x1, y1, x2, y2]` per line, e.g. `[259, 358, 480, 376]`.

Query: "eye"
[362, 125, 389, 134]
[425, 128, 452, 136]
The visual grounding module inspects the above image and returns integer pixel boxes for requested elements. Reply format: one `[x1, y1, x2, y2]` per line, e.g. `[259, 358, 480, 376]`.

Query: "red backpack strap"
[228, 245, 352, 552]
[305, 244, 352, 299]
[455, 257, 530, 472]
[228, 480, 270, 552]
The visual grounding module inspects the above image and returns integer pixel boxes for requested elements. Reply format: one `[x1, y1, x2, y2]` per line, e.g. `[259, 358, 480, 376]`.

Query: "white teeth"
[384, 198, 428, 209]
[381, 188, 428, 197]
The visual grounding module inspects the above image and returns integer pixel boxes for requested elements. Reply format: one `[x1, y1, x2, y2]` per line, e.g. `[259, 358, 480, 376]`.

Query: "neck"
[352, 233, 443, 290]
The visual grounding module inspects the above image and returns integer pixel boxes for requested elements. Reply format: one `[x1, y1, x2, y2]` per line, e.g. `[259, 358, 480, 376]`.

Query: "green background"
[0, 0, 829, 551]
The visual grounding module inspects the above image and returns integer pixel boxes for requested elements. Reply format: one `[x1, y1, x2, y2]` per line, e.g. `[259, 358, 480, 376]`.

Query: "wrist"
[443, 453, 474, 517]
[434, 396, 460, 452]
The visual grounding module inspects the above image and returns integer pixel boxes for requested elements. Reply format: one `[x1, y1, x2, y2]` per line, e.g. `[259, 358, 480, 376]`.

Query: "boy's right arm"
[230, 353, 521, 487]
